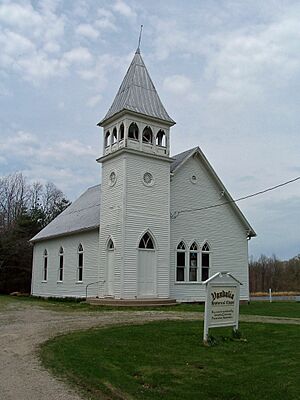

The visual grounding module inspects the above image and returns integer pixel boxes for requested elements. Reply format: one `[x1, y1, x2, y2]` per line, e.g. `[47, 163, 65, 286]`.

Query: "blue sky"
[0, 0, 299, 260]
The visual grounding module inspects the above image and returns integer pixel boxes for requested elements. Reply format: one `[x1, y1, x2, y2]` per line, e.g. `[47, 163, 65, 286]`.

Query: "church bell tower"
[97, 47, 175, 299]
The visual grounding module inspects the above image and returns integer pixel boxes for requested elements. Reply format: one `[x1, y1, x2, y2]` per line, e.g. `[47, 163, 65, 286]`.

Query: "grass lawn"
[40, 320, 300, 400]
[0, 294, 299, 318]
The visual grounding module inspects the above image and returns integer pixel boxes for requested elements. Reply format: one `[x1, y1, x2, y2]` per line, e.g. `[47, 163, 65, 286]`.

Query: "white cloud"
[112, 1, 136, 18]
[87, 95, 102, 108]
[76, 24, 99, 39]
[63, 47, 93, 65]
[163, 75, 192, 95]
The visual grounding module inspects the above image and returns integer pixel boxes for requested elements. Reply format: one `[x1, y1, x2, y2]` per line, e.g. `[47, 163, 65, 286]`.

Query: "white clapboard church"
[31, 47, 256, 303]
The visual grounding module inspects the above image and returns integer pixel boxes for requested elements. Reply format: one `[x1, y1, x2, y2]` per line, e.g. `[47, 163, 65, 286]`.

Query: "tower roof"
[98, 50, 175, 126]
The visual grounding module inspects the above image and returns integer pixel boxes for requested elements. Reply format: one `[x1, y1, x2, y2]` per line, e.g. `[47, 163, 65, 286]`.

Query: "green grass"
[40, 320, 300, 400]
[1, 294, 299, 317]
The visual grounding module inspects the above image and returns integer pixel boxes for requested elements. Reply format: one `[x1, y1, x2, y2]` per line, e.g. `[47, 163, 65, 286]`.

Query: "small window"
[78, 244, 84, 282]
[142, 126, 153, 144]
[58, 246, 64, 281]
[104, 131, 111, 147]
[108, 238, 114, 250]
[128, 122, 139, 140]
[189, 242, 198, 282]
[176, 241, 186, 281]
[43, 249, 48, 281]
[139, 232, 154, 249]
[156, 130, 166, 147]
[119, 123, 124, 140]
[112, 127, 117, 144]
[201, 242, 210, 281]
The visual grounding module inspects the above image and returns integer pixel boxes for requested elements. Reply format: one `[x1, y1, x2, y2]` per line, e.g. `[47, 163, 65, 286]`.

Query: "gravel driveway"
[0, 302, 299, 400]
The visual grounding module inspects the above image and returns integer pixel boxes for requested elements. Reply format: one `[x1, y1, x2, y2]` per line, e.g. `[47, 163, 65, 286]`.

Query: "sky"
[0, 0, 299, 260]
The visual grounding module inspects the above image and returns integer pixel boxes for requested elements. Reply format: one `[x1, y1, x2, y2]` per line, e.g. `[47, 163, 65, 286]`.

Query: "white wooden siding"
[99, 155, 125, 298]
[31, 229, 100, 298]
[170, 154, 250, 302]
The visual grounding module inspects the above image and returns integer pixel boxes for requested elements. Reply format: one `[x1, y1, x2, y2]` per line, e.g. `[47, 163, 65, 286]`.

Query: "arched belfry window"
[104, 131, 111, 147]
[176, 241, 186, 281]
[119, 123, 124, 140]
[201, 242, 210, 281]
[128, 122, 139, 140]
[156, 130, 166, 147]
[189, 242, 198, 282]
[107, 238, 114, 250]
[43, 249, 48, 281]
[112, 127, 117, 144]
[58, 246, 64, 281]
[142, 126, 153, 144]
[78, 243, 84, 282]
[139, 232, 154, 249]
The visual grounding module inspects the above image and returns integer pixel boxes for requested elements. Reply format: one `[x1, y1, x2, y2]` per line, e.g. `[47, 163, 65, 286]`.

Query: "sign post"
[203, 272, 242, 344]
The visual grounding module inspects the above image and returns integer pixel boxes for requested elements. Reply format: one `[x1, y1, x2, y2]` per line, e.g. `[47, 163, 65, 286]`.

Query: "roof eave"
[30, 225, 100, 243]
[98, 108, 176, 128]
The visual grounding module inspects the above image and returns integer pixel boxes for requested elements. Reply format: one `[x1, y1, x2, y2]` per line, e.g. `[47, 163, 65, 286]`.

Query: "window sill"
[57, 281, 63, 284]
[41, 280, 47, 283]
[75, 281, 83, 284]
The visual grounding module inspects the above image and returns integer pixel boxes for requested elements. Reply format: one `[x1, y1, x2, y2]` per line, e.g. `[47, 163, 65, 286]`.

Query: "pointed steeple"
[98, 51, 175, 126]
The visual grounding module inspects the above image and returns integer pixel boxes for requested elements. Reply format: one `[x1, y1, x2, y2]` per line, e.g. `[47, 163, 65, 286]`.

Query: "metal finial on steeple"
[136, 25, 143, 53]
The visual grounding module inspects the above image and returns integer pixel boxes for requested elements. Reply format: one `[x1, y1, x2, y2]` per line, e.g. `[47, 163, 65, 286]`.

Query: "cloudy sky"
[0, 0, 299, 260]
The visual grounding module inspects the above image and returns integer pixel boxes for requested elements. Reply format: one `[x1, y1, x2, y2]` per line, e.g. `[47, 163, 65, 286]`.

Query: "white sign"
[203, 272, 241, 343]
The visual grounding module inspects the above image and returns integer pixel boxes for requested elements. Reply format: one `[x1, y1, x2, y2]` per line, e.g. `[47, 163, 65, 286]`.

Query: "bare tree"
[0, 173, 30, 231]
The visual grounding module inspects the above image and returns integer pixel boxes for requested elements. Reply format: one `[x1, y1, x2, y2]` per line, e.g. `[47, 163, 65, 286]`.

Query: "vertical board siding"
[31, 229, 99, 298]
[170, 155, 250, 302]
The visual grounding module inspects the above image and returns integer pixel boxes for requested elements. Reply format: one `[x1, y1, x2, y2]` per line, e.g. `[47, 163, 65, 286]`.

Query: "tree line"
[0, 173, 70, 294]
[249, 254, 300, 293]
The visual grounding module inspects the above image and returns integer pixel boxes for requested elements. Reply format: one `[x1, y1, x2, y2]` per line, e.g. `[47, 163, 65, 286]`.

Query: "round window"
[143, 172, 154, 186]
[109, 171, 117, 187]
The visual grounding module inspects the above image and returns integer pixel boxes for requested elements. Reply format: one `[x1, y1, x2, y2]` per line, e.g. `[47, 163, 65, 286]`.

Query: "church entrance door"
[138, 249, 155, 297]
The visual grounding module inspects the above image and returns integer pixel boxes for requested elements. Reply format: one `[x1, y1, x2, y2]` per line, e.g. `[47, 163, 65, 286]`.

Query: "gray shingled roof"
[170, 147, 197, 172]
[31, 152, 184, 242]
[30, 184, 101, 242]
[99, 50, 175, 125]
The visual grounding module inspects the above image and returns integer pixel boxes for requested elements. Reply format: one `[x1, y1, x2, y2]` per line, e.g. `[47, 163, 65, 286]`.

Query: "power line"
[171, 175, 300, 219]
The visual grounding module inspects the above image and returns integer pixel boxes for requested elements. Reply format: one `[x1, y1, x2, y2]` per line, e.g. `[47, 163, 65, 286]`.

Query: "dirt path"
[0, 303, 299, 400]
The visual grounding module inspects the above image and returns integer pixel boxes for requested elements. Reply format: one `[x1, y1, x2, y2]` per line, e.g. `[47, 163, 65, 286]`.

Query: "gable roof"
[171, 147, 256, 237]
[30, 184, 101, 242]
[98, 50, 175, 126]
[31, 147, 255, 242]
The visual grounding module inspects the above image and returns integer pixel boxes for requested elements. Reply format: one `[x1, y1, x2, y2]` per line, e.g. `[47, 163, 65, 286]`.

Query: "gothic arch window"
[176, 241, 186, 282]
[107, 238, 115, 250]
[43, 249, 48, 281]
[119, 123, 124, 140]
[128, 122, 139, 140]
[142, 126, 153, 144]
[139, 232, 155, 249]
[58, 246, 64, 282]
[78, 243, 84, 282]
[189, 242, 198, 282]
[201, 242, 210, 281]
[104, 131, 111, 147]
[156, 130, 166, 147]
[112, 127, 117, 144]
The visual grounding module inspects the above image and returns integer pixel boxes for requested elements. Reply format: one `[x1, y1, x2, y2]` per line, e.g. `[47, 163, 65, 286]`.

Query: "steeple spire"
[98, 50, 175, 126]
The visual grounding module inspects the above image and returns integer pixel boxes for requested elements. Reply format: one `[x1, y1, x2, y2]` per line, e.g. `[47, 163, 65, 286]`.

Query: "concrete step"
[86, 298, 178, 307]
